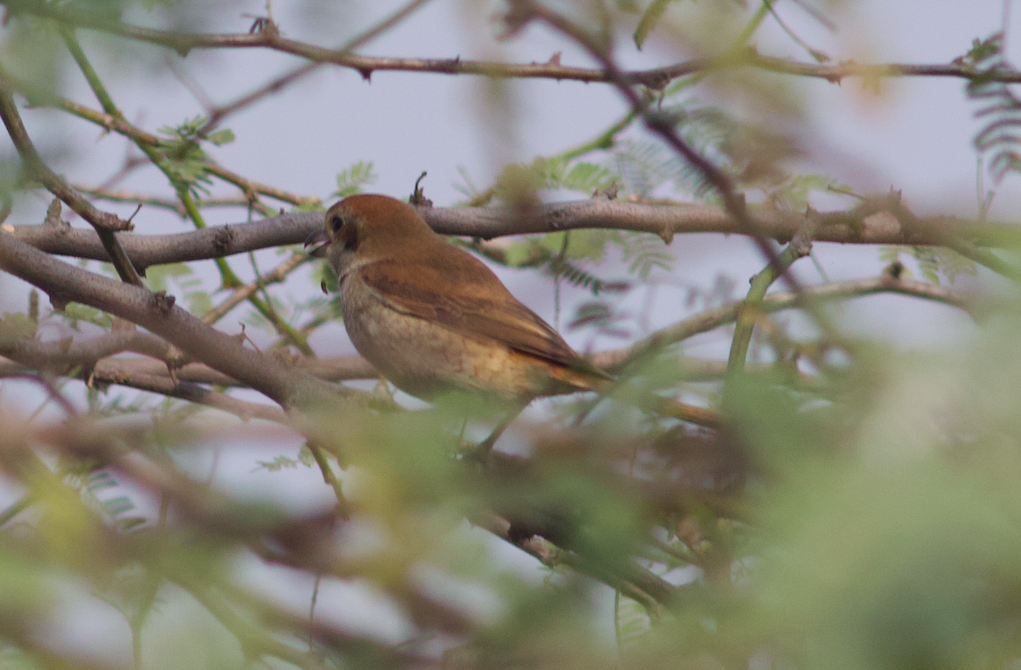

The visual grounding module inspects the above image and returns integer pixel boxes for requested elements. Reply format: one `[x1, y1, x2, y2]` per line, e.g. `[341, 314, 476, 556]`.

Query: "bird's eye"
[330, 214, 344, 233]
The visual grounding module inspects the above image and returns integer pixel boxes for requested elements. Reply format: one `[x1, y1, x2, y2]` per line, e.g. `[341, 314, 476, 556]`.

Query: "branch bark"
[3, 1, 1017, 88]
[7, 201, 1016, 271]
[0, 231, 347, 411]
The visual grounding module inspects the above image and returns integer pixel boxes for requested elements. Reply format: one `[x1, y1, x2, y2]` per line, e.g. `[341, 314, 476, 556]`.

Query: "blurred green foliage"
[1, 1, 1019, 670]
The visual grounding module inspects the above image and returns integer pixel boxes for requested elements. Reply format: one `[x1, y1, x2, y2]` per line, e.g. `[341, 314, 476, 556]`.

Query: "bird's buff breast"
[338, 272, 554, 402]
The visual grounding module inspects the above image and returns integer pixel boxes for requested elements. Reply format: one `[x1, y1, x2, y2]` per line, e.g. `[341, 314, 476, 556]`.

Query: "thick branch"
[0, 232, 346, 410]
[0, 339, 286, 423]
[8, 202, 1016, 270]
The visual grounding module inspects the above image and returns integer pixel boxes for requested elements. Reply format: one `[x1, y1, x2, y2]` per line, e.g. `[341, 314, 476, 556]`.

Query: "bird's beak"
[304, 228, 330, 258]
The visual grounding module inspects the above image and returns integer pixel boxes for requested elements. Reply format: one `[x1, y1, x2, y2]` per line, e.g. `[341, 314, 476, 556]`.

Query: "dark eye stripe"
[341, 221, 358, 251]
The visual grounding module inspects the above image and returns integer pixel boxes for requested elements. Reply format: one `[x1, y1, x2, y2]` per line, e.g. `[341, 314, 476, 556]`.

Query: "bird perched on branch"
[304, 193, 609, 405]
[305, 194, 718, 430]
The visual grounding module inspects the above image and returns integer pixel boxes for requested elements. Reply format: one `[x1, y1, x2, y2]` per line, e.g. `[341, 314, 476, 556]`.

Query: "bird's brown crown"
[325, 194, 439, 260]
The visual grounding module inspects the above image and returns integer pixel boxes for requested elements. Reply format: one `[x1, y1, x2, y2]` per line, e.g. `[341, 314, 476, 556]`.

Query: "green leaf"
[313, 261, 340, 294]
[298, 446, 317, 466]
[0, 548, 48, 613]
[0, 312, 37, 346]
[767, 174, 854, 211]
[878, 246, 902, 264]
[144, 262, 194, 294]
[549, 258, 627, 296]
[492, 159, 559, 203]
[963, 33, 1002, 66]
[501, 240, 544, 268]
[59, 304, 113, 331]
[562, 162, 615, 195]
[884, 246, 978, 286]
[617, 232, 674, 280]
[207, 129, 235, 146]
[185, 290, 213, 315]
[155, 115, 227, 195]
[293, 200, 326, 213]
[614, 592, 653, 651]
[634, 0, 684, 50]
[333, 161, 378, 198]
[253, 453, 314, 473]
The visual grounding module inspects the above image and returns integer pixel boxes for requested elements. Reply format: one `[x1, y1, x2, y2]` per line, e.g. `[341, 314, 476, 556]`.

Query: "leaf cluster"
[156, 115, 235, 196]
[879, 246, 978, 285]
[964, 33, 1021, 181]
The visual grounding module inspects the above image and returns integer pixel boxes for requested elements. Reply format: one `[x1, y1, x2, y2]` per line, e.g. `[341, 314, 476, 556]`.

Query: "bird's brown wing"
[358, 255, 604, 375]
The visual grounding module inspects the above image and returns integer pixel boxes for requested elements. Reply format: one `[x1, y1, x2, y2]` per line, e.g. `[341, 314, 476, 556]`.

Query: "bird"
[304, 194, 719, 437]
[304, 194, 610, 408]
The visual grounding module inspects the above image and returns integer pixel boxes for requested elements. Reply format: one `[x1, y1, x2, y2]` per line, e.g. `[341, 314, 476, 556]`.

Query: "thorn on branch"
[84, 365, 100, 389]
[789, 207, 821, 257]
[160, 342, 188, 385]
[231, 324, 247, 347]
[439, 55, 462, 74]
[236, 323, 263, 353]
[126, 203, 143, 225]
[247, 16, 276, 36]
[548, 208, 567, 230]
[44, 199, 67, 229]
[48, 293, 69, 312]
[213, 225, 235, 257]
[151, 291, 176, 315]
[593, 179, 619, 201]
[638, 70, 671, 91]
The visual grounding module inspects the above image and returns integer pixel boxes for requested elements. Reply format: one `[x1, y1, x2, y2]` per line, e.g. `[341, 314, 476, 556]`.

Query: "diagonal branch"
[0, 232, 347, 411]
[598, 268, 978, 372]
[0, 86, 143, 287]
[0, 89, 132, 234]
[517, 0, 829, 344]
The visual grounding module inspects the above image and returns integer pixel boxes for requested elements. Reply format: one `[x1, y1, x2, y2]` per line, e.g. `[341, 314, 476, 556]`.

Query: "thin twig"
[203, 252, 307, 325]
[725, 209, 818, 380]
[198, 0, 435, 135]
[5, 1, 1021, 88]
[598, 270, 977, 373]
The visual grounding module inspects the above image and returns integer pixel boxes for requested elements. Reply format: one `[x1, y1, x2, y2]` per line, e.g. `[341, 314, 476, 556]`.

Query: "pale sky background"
[0, 0, 1018, 664]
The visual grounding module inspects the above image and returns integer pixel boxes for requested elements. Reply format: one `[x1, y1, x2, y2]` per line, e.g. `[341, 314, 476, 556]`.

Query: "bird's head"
[304, 194, 436, 273]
